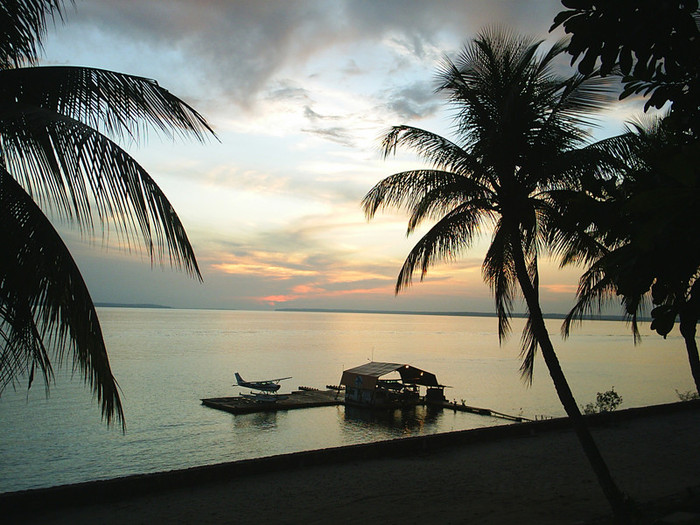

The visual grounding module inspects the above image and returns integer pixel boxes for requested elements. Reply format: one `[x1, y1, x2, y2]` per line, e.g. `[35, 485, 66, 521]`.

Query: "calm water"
[0, 308, 694, 494]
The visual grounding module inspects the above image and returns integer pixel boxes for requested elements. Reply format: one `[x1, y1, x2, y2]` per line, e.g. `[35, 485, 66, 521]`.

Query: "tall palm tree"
[0, 0, 215, 429]
[563, 117, 700, 394]
[363, 28, 631, 520]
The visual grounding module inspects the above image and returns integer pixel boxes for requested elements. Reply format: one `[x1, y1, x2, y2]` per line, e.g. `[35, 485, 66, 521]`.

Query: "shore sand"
[6, 402, 700, 524]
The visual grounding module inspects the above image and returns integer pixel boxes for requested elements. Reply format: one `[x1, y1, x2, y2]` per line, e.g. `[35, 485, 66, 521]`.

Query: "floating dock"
[202, 388, 342, 415]
[439, 401, 531, 422]
[202, 387, 529, 422]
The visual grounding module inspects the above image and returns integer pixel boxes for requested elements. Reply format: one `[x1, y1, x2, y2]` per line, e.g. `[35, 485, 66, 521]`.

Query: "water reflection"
[342, 405, 443, 438]
[229, 411, 279, 431]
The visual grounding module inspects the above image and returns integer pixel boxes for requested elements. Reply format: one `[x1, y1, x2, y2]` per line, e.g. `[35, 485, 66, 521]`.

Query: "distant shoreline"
[93, 303, 646, 322]
[95, 303, 171, 309]
[275, 307, 636, 322]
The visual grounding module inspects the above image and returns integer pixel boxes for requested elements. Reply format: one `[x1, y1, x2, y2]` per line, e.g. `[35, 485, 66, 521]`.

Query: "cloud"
[384, 80, 441, 120]
[42, 1, 597, 316]
[211, 261, 319, 279]
[301, 126, 356, 147]
[540, 284, 579, 295]
[55, 0, 563, 106]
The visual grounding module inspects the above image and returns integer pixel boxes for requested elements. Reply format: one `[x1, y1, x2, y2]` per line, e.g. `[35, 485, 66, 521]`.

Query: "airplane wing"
[266, 376, 292, 383]
[235, 376, 292, 385]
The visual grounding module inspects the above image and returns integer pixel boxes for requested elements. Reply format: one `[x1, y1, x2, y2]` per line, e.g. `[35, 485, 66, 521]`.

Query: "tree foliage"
[0, 0, 215, 428]
[363, 28, 631, 520]
[364, 28, 617, 382]
[552, 0, 700, 132]
[563, 117, 700, 393]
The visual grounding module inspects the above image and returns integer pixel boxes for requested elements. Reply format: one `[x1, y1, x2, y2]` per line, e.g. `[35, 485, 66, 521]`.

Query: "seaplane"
[234, 372, 292, 403]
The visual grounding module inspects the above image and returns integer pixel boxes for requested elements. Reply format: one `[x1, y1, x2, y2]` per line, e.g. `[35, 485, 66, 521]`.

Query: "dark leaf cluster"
[0, 0, 215, 427]
[364, 27, 618, 383]
[562, 118, 700, 392]
[553, 0, 700, 132]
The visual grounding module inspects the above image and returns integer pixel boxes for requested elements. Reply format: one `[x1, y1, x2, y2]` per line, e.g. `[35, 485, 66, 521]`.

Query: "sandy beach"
[5, 402, 700, 525]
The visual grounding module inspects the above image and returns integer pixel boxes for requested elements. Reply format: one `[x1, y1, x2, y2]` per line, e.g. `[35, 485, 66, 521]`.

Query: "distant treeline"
[275, 307, 643, 322]
[95, 303, 171, 309]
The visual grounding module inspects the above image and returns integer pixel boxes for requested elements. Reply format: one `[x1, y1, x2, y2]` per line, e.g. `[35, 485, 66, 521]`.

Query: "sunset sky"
[40, 1, 650, 313]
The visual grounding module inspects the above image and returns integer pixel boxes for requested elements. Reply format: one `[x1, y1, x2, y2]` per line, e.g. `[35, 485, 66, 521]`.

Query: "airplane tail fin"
[234, 372, 244, 384]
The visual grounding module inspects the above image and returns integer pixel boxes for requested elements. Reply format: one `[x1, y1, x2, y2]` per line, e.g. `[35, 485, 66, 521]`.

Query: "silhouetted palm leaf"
[363, 28, 631, 518]
[0, 168, 124, 428]
[0, 0, 215, 426]
[365, 28, 617, 380]
[0, 104, 202, 276]
[0, 0, 67, 68]
[562, 117, 700, 392]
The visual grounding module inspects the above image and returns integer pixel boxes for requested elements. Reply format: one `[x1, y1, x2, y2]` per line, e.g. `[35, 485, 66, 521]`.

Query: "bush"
[675, 389, 700, 401]
[582, 388, 623, 415]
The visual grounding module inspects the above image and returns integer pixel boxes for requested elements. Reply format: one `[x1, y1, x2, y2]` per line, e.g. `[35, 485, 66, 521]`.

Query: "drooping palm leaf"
[394, 202, 493, 293]
[482, 220, 517, 342]
[1, 66, 215, 142]
[364, 26, 631, 518]
[362, 168, 491, 228]
[380, 125, 489, 183]
[0, 0, 67, 68]
[0, 1, 216, 427]
[0, 168, 124, 428]
[0, 105, 202, 277]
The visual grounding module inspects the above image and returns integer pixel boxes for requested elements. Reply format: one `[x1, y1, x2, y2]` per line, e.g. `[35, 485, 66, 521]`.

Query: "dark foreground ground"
[4, 401, 700, 524]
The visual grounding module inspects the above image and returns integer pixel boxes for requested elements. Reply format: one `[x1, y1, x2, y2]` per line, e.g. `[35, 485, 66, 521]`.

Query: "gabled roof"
[340, 361, 439, 389]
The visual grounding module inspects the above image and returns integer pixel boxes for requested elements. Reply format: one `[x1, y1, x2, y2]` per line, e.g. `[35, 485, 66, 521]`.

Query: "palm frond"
[0, 0, 68, 68]
[362, 168, 492, 226]
[379, 125, 487, 180]
[549, 72, 618, 129]
[1, 66, 216, 142]
[519, 315, 538, 385]
[395, 203, 490, 292]
[0, 168, 124, 429]
[0, 107, 201, 278]
[540, 189, 615, 268]
[405, 180, 492, 234]
[561, 252, 637, 339]
[482, 220, 517, 341]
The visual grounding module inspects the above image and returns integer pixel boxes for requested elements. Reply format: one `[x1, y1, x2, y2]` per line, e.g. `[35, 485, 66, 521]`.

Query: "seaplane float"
[234, 372, 292, 403]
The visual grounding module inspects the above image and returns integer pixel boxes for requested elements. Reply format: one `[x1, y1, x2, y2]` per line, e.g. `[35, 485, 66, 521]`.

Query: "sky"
[38, 0, 649, 314]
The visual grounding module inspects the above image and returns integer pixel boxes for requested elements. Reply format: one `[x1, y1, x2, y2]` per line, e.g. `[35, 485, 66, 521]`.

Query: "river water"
[0, 308, 693, 493]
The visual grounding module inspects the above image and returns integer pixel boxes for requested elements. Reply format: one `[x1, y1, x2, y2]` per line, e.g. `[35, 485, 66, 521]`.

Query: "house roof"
[340, 361, 440, 389]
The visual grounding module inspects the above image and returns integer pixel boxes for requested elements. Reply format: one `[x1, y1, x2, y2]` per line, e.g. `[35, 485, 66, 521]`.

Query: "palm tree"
[0, 0, 215, 429]
[563, 117, 700, 394]
[363, 28, 632, 521]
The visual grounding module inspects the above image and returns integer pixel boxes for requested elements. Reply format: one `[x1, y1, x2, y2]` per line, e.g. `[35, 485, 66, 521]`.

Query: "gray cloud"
[301, 126, 355, 147]
[264, 80, 313, 104]
[52, 0, 562, 106]
[384, 80, 440, 120]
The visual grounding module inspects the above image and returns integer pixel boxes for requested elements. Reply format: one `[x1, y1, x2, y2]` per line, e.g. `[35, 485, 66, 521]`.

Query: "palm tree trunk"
[511, 242, 631, 523]
[679, 310, 700, 395]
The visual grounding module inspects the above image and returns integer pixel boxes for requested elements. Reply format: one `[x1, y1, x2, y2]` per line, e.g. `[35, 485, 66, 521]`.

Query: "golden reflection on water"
[0, 308, 692, 493]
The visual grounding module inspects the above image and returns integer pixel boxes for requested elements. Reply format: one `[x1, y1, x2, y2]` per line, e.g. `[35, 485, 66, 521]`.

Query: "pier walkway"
[203, 388, 528, 422]
[201, 388, 342, 415]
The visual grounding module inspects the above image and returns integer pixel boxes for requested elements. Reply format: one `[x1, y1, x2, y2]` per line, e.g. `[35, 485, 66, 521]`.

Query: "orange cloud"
[211, 261, 317, 278]
[258, 283, 396, 306]
[541, 284, 579, 294]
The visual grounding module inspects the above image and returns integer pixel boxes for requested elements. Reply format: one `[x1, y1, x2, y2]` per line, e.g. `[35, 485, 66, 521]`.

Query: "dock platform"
[203, 389, 529, 422]
[440, 401, 531, 422]
[202, 388, 342, 415]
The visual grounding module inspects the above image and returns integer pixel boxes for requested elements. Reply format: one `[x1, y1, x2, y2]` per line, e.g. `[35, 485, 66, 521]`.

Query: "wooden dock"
[440, 401, 532, 422]
[202, 388, 342, 415]
[203, 388, 530, 422]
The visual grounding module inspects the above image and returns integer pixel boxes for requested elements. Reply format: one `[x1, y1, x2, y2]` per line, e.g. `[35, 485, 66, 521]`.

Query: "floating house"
[340, 362, 446, 408]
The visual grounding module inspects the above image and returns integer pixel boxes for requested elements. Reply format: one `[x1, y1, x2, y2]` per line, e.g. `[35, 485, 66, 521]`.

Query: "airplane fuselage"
[239, 381, 281, 392]
[234, 372, 287, 393]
